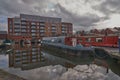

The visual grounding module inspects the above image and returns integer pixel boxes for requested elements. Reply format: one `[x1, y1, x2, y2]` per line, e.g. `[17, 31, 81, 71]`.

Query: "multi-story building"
[8, 14, 73, 41]
[61, 22, 72, 36]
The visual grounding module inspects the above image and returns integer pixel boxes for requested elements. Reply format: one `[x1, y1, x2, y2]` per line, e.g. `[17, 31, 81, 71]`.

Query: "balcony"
[40, 22, 45, 26]
[52, 29, 57, 32]
[14, 29, 21, 32]
[31, 30, 36, 33]
[21, 30, 27, 33]
[14, 26, 20, 29]
[21, 22, 27, 25]
[40, 27, 45, 30]
[40, 30, 45, 33]
[21, 26, 27, 29]
[14, 23, 20, 25]
[31, 22, 36, 26]
[31, 26, 36, 29]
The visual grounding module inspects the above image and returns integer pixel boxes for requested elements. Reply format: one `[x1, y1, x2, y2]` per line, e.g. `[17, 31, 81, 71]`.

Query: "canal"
[0, 43, 120, 80]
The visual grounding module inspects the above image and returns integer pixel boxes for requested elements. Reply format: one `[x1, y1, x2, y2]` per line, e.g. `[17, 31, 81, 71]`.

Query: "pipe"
[118, 36, 120, 54]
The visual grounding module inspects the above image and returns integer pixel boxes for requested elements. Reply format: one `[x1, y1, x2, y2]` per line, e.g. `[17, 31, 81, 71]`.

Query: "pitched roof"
[107, 28, 118, 32]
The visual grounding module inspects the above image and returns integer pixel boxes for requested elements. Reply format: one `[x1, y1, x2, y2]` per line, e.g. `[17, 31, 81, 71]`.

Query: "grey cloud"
[92, 0, 120, 16]
[42, 4, 106, 29]
[0, 0, 38, 16]
[0, 0, 118, 31]
[21, 0, 36, 4]
[0, 23, 7, 31]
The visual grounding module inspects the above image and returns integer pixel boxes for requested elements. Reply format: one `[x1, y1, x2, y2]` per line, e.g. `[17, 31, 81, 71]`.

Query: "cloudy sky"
[0, 0, 120, 31]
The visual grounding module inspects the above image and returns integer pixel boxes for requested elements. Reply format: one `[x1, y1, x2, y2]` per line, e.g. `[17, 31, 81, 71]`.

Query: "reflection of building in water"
[9, 44, 44, 70]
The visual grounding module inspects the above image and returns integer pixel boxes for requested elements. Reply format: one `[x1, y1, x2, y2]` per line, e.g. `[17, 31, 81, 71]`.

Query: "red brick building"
[89, 27, 120, 36]
[104, 28, 119, 35]
[90, 29, 100, 34]
[8, 14, 73, 41]
[75, 27, 120, 36]
[0, 31, 7, 40]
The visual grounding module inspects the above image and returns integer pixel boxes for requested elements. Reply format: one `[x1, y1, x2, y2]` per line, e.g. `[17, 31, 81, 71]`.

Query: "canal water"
[0, 43, 120, 80]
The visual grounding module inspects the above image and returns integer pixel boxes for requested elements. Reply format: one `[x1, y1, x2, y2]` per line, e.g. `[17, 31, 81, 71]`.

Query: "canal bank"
[0, 42, 120, 79]
[98, 47, 120, 63]
[0, 69, 26, 80]
[41, 43, 120, 76]
[0, 50, 120, 80]
[1, 64, 120, 80]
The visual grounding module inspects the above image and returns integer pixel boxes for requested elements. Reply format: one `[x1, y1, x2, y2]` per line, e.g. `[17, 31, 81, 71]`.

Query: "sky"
[0, 0, 120, 31]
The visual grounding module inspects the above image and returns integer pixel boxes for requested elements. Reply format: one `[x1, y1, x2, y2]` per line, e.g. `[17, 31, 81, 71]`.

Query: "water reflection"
[8, 43, 75, 70]
[3, 42, 120, 77]
[9, 43, 45, 70]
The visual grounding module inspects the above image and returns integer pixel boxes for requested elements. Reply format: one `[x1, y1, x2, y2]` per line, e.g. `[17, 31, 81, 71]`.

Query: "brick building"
[0, 31, 7, 40]
[8, 14, 73, 41]
[90, 29, 100, 34]
[61, 22, 73, 36]
[75, 27, 120, 36]
[104, 28, 119, 35]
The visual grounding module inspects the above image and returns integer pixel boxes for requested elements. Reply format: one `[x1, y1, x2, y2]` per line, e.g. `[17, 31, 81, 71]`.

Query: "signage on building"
[72, 38, 77, 47]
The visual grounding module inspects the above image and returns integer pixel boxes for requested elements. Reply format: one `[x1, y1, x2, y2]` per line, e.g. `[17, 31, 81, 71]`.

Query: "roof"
[0, 31, 7, 34]
[20, 14, 61, 23]
[107, 28, 118, 32]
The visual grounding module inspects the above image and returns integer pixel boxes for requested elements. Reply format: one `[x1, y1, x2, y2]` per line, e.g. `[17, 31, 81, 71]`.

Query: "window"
[52, 29, 56, 32]
[40, 30, 45, 32]
[62, 31, 66, 33]
[14, 22, 20, 25]
[96, 38, 102, 42]
[51, 24, 56, 26]
[14, 29, 20, 32]
[21, 22, 26, 25]
[14, 25, 20, 28]
[21, 26, 26, 28]
[62, 27, 66, 30]
[52, 26, 56, 30]
[15, 33, 21, 35]
[31, 22, 36, 25]
[10, 29, 12, 32]
[31, 30, 36, 32]
[21, 29, 27, 32]
[31, 26, 36, 29]
[40, 22, 45, 26]
[78, 39, 82, 42]
[32, 33, 36, 36]
[86, 38, 91, 42]
[9, 21, 12, 24]
[21, 18, 26, 20]
[9, 25, 12, 28]
[40, 26, 45, 29]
